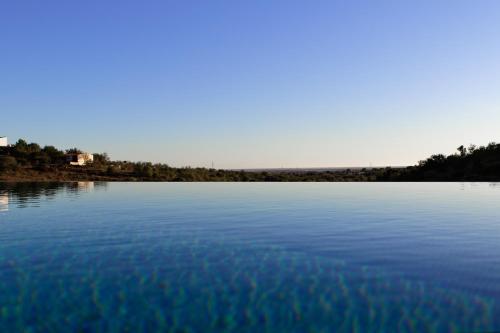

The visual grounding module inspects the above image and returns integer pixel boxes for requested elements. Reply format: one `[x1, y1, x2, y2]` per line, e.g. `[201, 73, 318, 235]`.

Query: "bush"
[0, 156, 18, 171]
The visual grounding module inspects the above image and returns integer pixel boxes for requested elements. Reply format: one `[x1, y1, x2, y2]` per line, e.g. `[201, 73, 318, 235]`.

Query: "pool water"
[0, 182, 499, 332]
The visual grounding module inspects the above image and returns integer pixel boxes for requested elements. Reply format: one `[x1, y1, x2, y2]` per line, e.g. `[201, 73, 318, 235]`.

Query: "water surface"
[0, 182, 499, 332]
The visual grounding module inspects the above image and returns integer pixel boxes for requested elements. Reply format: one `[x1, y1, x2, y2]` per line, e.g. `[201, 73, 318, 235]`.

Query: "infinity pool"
[0, 182, 499, 332]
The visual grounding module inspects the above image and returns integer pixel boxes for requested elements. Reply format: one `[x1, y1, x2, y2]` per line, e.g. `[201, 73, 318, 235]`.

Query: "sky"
[1, 1, 500, 169]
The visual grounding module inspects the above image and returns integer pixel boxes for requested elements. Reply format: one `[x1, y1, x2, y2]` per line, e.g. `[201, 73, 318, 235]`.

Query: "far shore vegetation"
[1, 139, 500, 182]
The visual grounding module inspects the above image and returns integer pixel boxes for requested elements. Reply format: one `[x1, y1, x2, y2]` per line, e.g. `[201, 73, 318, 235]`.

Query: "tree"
[134, 162, 154, 178]
[0, 156, 17, 171]
[66, 148, 82, 154]
[93, 153, 110, 165]
[457, 145, 466, 156]
[14, 139, 28, 151]
[143, 165, 154, 178]
[43, 146, 65, 164]
[33, 152, 50, 167]
[27, 143, 41, 153]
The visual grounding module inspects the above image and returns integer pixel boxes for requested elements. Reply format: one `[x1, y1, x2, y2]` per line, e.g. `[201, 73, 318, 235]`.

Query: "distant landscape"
[1, 139, 499, 182]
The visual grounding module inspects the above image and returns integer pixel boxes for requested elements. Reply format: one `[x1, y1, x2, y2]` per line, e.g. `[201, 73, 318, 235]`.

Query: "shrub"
[0, 156, 18, 171]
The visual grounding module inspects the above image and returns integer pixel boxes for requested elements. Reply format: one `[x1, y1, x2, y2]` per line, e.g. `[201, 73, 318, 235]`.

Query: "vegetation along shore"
[1, 139, 499, 181]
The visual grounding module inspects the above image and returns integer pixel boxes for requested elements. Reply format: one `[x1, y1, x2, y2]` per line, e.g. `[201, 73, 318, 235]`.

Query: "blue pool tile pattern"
[0, 182, 499, 332]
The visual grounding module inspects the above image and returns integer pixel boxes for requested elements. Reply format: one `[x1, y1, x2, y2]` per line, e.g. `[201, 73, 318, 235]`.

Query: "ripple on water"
[0, 182, 499, 332]
[0, 238, 496, 333]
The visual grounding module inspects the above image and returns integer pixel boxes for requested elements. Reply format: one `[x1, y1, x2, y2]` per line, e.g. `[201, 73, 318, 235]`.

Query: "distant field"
[236, 166, 408, 173]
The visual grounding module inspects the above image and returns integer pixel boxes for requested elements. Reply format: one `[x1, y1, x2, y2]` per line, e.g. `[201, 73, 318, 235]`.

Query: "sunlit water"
[0, 182, 499, 332]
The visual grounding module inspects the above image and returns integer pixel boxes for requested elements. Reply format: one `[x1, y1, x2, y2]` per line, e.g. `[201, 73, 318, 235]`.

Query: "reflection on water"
[0, 182, 500, 332]
[78, 181, 95, 191]
[0, 192, 8, 212]
[0, 182, 105, 209]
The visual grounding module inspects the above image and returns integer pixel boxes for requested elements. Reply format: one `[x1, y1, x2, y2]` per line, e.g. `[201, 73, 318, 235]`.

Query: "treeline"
[1, 139, 500, 181]
[379, 143, 500, 181]
[0, 139, 379, 181]
[0, 139, 109, 170]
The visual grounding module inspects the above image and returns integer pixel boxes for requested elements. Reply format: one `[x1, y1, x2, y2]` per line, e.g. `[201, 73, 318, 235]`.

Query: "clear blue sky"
[2, 1, 500, 168]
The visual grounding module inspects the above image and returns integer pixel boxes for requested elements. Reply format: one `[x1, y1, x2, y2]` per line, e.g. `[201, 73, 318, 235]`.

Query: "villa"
[0, 137, 7, 147]
[66, 153, 94, 166]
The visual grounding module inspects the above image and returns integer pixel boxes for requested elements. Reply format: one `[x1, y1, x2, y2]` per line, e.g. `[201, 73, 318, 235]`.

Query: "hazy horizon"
[2, 1, 500, 169]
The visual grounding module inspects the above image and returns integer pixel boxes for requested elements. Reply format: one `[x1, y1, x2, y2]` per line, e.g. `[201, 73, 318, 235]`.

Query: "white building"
[0, 137, 7, 147]
[67, 153, 94, 166]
